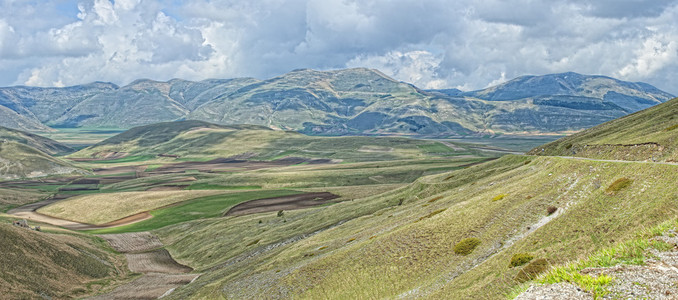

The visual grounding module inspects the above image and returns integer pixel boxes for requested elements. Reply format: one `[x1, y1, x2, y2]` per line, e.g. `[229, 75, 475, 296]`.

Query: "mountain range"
[0, 69, 673, 135]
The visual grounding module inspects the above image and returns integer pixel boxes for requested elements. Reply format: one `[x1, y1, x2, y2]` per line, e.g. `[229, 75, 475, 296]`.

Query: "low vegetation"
[515, 258, 550, 283]
[0, 220, 128, 298]
[510, 253, 534, 267]
[606, 177, 633, 194]
[534, 220, 678, 298]
[454, 238, 481, 255]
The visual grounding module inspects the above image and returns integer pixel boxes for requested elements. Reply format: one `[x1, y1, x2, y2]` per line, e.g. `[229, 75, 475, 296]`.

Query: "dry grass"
[161, 155, 678, 299]
[38, 190, 227, 224]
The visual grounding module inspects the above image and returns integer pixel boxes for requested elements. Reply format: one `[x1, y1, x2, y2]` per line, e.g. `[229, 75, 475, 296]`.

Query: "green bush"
[515, 258, 550, 283]
[509, 253, 534, 267]
[606, 178, 633, 194]
[454, 237, 481, 255]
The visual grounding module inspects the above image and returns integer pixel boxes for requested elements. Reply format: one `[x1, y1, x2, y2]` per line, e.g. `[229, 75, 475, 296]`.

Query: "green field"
[88, 189, 302, 234]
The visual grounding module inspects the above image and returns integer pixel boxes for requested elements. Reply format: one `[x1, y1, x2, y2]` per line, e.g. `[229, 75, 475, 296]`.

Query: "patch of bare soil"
[126, 249, 193, 273]
[97, 232, 164, 253]
[89, 273, 199, 300]
[225, 192, 340, 216]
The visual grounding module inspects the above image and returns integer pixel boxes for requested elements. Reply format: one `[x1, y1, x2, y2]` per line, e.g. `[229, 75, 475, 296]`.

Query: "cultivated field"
[38, 190, 229, 224]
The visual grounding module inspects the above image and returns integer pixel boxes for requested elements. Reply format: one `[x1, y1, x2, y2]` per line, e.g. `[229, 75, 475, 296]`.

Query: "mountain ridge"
[0, 69, 672, 135]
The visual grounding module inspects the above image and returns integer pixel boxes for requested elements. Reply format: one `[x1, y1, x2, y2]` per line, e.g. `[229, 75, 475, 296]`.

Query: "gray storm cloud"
[0, 0, 676, 94]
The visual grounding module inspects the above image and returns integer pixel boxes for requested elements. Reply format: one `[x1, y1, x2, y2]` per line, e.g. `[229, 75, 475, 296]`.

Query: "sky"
[0, 0, 677, 94]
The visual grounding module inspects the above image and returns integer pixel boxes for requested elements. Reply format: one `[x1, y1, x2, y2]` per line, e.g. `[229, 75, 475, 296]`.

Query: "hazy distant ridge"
[0, 69, 672, 135]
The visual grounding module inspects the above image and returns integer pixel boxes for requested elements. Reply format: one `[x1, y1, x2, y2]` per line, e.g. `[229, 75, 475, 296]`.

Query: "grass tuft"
[510, 253, 534, 268]
[454, 237, 481, 255]
[606, 178, 633, 194]
[515, 258, 550, 283]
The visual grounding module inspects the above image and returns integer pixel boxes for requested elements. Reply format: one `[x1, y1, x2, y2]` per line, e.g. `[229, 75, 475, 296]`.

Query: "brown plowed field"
[225, 192, 340, 216]
[98, 232, 164, 253]
[126, 249, 193, 274]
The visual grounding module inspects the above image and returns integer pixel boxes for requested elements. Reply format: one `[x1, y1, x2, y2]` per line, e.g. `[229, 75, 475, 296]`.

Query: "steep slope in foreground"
[0, 219, 128, 298]
[156, 155, 678, 299]
[529, 97, 678, 162]
[70, 120, 476, 162]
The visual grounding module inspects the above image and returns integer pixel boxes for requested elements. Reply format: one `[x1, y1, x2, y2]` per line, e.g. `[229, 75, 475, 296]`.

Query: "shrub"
[515, 258, 550, 283]
[547, 206, 558, 215]
[454, 237, 481, 255]
[277, 210, 284, 217]
[606, 178, 633, 194]
[492, 194, 508, 201]
[510, 253, 534, 267]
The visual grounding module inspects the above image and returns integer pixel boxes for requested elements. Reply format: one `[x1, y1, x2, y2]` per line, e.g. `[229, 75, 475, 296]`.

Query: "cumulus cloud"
[0, 0, 677, 94]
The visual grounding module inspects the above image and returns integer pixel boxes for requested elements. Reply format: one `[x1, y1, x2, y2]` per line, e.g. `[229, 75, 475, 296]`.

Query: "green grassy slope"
[69, 120, 480, 162]
[0, 141, 82, 180]
[155, 153, 678, 299]
[529, 97, 678, 161]
[0, 126, 73, 155]
[0, 218, 129, 299]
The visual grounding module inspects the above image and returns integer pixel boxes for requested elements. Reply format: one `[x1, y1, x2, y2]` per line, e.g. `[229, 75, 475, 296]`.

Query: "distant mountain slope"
[0, 126, 81, 179]
[0, 69, 673, 135]
[466, 72, 671, 110]
[70, 120, 472, 162]
[529, 97, 678, 162]
[0, 126, 73, 155]
[0, 82, 118, 131]
[0, 105, 52, 132]
[0, 141, 82, 180]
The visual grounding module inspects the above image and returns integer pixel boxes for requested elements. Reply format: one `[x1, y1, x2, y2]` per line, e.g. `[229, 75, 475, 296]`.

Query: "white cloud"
[347, 50, 446, 89]
[0, 0, 676, 94]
